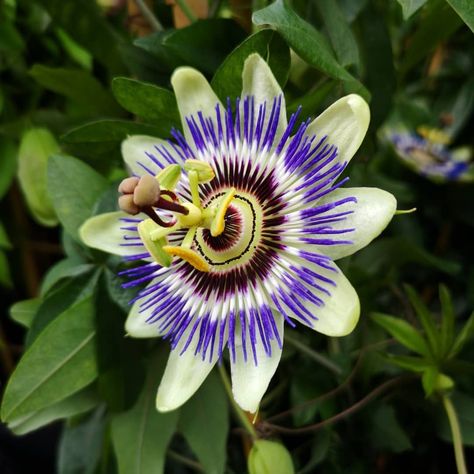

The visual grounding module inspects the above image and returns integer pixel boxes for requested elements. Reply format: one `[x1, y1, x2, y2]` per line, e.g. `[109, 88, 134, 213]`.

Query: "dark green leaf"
[1, 296, 98, 421]
[446, 0, 474, 32]
[358, 2, 396, 128]
[9, 298, 41, 329]
[162, 19, 246, 75]
[179, 371, 229, 474]
[58, 407, 105, 474]
[30, 65, 123, 117]
[400, 0, 463, 75]
[8, 384, 99, 436]
[404, 285, 441, 356]
[385, 354, 431, 372]
[439, 285, 455, 357]
[0, 250, 12, 288]
[40, 259, 93, 296]
[450, 312, 474, 357]
[370, 403, 412, 452]
[111, 350, 178, 474]
[252, 0, 369, 99]
[0, 221, 11, 249]
[112, 78, 180, 128]
[36, 0, 125, 73]
[396, 0, 427, 19]
[48, 154, 108, 240]
[372, 313, 430, 356]
[314, 0, 360, 67]
[211, 29, 290, 102]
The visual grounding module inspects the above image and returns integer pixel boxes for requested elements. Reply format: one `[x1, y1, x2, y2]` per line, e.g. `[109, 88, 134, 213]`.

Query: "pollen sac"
[118, 194, 140, 215]
[156, 164, 182, 190]
[183, 159, 215, 183]
[133, 175, 161, 207]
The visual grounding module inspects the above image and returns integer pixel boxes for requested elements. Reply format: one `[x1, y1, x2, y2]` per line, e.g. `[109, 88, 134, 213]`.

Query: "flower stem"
[442, 395, 468, 474]
[218, 364, 257, 440]
[135, 0, 163, 31]
[284, 332, 342, 375]
[175, 0, 197, 22]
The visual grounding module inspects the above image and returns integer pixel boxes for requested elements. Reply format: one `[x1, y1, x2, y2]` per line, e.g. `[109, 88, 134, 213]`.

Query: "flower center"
[118, 160, 240, 272]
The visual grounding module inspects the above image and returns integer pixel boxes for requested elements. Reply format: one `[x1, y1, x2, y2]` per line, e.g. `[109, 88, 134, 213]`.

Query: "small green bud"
[248, 440, 295, 474]
[184, 159, 215, 182]
[156, 164, 181, 190]
[434, 373, 455, 393]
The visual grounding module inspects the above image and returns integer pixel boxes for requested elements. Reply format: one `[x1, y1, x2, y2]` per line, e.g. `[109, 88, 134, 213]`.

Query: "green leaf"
[17, 128, 59, 227]
[0, 139, 17, 200]
[404, 285, 441, 356]
[48, 154, 108, 240]
[445, 0, 474, 32]
[421, 366, 439, 397]
[111, 350, 178, 474]
[27, 269, 99, 346]
[372, 313, 430, 356]
[370, 403, 412, 453]
[439, 285, 455, 357]
[248, 440, 295, 474]
[314, 0, 360, 68]
[62, 119, 166, 144]
[8, 384, 99, 436]
[358, 3, 396, 128]
[179, 371, 229, 474]
[211, 29, 290, 102]
[400, 0, 463, 75]
[162, 19, 246, 75]
[450, 312, 474, 357]
[30, 65, 123, 117]
[40, 259, 93, 296]
[112, 78, 180, 128]
[396, 0, 427, 19]
[36, 0, 125, 73]
[252, 0, 369, 99]
[1, 296, 98, 422]
[58, 407, 105, 474]
[384, 354, 432, 372]
[9, 298, 41, 328]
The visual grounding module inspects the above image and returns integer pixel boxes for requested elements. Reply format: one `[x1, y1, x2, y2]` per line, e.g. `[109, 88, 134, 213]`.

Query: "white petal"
[122, 135, 178, 176]
[79, 211, 144, 256]
[125, 299, 163, 338]
[156, 321, 222, 412]
[313, 187, 397, 260]
[305, 94, 370, 166]
[230, 313, 284, 413]
[171, 67, 223, 146]
[241, 54, 287, 139]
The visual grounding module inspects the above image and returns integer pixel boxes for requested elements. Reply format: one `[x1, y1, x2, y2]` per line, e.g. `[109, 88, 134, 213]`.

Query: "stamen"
[163, 245, 210, 272]
[137, 219, 172, 267]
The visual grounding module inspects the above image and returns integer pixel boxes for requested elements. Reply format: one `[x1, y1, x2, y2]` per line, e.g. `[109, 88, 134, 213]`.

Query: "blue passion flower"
[80, 55, 396, 413]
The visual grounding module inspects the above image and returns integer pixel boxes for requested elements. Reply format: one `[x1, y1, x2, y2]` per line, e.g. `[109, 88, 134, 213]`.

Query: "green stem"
[175, 0, 197, 22]
[284, 332, 342, 375]
[442, 395, 468, 474]
[135, 0, 163, 31]
[218, 364, 257, 440]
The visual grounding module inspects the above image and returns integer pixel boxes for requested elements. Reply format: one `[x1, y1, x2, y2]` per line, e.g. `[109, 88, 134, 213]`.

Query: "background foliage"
[1, 0, 473, 472]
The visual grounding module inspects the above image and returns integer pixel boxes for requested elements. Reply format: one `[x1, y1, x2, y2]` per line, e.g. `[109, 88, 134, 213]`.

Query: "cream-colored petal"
[241, 54, 287, 144]
[156, 319, 223, 412]
[171, 67, 223, 146]
[79, 211, 145, 256]
[125, 298, 164, 338]
[306, 94, 370, 166]
[312, 187, 397, 260]
[230, 313, 284, 413]
[297, 263, 360, 337]
[122, 135, 180, 176]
